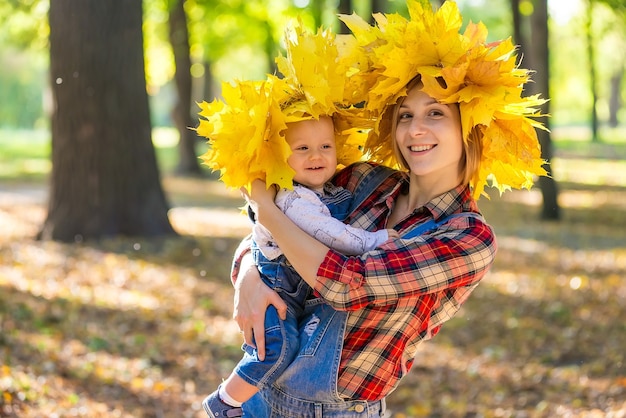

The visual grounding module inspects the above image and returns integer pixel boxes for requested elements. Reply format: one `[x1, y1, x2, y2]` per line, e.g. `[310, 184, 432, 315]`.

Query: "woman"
[231, 1, 546, 416]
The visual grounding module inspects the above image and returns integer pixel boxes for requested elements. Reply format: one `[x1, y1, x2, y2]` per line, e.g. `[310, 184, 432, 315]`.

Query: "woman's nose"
[409, 119, 426, 136]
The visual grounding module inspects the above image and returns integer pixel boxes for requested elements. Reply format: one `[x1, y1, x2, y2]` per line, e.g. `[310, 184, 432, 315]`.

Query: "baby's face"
[285, 116, 337, 192]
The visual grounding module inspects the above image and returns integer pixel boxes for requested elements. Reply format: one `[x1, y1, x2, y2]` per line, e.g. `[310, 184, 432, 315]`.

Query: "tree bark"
[608, 68, 623, 127]
[41, 0, 176, 242]
[338, 0, 352, 33]
[510, 0, 560, 220]
[510, 0, 524, 53]
[529, 0, 560, 220]
[586, 0, 599, 141]
[169, 0, 202, 175]
[370, 0, 387, 20]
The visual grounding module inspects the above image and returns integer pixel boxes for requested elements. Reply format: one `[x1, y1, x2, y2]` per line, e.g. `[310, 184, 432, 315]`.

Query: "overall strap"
[348, 164, 397, 215]
[402, 212, 484, 239]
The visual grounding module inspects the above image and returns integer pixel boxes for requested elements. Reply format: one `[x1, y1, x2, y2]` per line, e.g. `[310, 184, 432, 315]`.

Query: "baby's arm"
[277, 186, 390, 255]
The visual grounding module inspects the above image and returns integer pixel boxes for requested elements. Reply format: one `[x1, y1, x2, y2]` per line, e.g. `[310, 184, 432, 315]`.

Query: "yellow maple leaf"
[197, 77, 295, 192]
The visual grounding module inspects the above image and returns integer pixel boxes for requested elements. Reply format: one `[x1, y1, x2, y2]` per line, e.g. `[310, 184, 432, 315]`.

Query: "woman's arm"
[231, 240, 288, 360]
[248, 180, 496, 311]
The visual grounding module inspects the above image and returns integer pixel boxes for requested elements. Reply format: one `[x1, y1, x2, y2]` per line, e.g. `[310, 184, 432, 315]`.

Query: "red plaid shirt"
[232, 163, 497, 401]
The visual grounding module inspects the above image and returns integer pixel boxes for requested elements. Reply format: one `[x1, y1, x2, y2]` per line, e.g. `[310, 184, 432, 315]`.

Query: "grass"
[0, 127, 200, 182]
[0, 127, 625, 417]
[0, 129, 50, 181]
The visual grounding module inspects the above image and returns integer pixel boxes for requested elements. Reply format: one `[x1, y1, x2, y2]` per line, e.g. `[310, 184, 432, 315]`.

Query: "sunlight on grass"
[0, 129, 50, 180]
[553, 158, 626, 187]
[169, 207, 249, 237]
[10, 330, 185, 416]
[496, 187, 626, 212]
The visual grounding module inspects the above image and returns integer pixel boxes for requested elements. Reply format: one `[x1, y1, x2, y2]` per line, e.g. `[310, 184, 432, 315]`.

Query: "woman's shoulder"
[333, 162, 400, 189]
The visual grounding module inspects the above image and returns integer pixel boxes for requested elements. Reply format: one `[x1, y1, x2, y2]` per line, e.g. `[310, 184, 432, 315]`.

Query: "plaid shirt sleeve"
[314, 214, 496, 311]
[230, 233, 253, 285]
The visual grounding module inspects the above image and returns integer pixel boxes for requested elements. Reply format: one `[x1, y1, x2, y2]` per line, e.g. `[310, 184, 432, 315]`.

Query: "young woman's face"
[285, 116, 337, 191]
[394, 87, 464, 185]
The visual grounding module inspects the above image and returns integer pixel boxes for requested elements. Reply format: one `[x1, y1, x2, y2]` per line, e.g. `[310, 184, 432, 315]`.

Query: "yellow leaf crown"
[196, 19, 368, 192]
[340, 0, 549, 198]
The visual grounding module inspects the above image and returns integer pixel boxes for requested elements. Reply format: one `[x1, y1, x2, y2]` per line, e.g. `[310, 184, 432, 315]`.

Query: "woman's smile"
[408, 144, 436, 153]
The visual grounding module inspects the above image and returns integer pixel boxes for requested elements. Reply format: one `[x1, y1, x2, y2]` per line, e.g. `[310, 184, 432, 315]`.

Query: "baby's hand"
[386, 229, 400, 240]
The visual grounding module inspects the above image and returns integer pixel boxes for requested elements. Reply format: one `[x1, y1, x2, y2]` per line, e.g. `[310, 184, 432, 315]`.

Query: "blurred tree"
[311, 0, 324, 28]
[595, 0, 625, 128]
[608, 65, 623, 127]
[371, 0, 386, 14]
[586, 0, 600, 141]
[168, 0, 203, 175]
[40, 0, 176, 241]
[338, 0, 353, 33]
[511, 0, 560, 220]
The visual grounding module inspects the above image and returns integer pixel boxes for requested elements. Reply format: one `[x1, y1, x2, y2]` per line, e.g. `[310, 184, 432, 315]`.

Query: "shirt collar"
[370, 170, 478, 219]
[424, 184, 477, 220]
[292, 180, 340, 197]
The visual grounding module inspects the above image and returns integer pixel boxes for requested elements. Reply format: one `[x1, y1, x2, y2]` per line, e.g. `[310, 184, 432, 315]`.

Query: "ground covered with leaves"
[0, 174, 625, 417]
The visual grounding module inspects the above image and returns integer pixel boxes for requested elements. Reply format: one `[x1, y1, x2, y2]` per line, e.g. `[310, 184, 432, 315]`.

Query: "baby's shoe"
[202, 389, 243, 418]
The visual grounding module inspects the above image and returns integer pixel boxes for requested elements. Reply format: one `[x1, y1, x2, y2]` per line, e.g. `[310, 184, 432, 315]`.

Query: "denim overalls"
[241, 166, 396, 417]
[235, 184, 359, 396]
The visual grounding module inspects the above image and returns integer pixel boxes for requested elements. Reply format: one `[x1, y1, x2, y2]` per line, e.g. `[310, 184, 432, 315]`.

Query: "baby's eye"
[322, 144, 333, 150]
[295, 146, 308, 151]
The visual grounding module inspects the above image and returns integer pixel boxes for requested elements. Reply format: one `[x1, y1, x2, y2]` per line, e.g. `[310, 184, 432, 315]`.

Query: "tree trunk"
[370, 0, 387, 19]
[510, 0, 560, 220]
[510, 0, 524, 53]
[608, 68, 623, 128]
[264, 20, 278, 76]
[530, 0, 560, 220]
[41, 0, 176, 242]
[586, 0, 599, 141]
[169, 0, 202, 175]
[338, 0, 352, 33]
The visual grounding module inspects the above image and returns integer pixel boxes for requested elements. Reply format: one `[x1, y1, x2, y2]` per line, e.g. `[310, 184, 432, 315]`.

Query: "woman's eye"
[399, 112, 412, 120]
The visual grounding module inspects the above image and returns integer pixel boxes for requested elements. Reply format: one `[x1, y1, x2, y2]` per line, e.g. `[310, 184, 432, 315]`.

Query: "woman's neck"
[405, 172, 459, 210]
[388, 171, 461, 227]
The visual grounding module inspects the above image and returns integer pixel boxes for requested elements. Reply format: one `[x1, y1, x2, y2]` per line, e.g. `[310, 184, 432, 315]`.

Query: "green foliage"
[596, 0, 626, 13]
[1, 0, 625, 135]
[0, 0, 49, 50]
[454, 0, 513, 41]
[550, 0, 626, 125]
[0, 49, 47, 129]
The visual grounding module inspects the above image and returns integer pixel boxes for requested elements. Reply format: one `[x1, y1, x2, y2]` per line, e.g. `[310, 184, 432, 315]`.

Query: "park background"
[0, 0, 625, 416]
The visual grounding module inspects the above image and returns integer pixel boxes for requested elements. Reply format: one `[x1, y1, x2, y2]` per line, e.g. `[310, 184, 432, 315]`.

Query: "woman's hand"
[233, 253, 287, 361]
